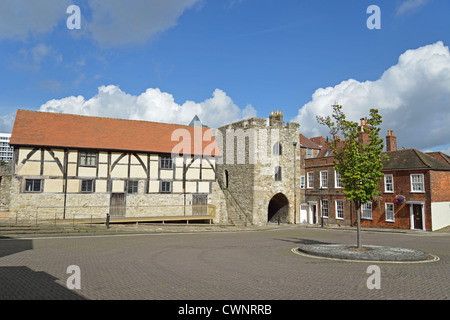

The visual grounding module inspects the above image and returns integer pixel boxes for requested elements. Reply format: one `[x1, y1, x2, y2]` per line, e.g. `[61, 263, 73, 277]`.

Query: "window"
[274, 166, 282, 181]
[335, 200, 344, 219]
[361, 202, 372, 219]
[385, 203, 395, 222]
[160, 181, 172, 193]
[411, 174, 424, 192]
[127, 180, 139, 194]
[335, 170, 343, 188]
[273, 142, 282, 155]
[80, 151, 97, 166]
[384, 174, 394, 193]
[25, 179, 42, 192]
[306, 148, 313, 159]
[320, 171, 328, 188]
[300, 175, 305, 189]
[160, 156, 173, 169]
[321, 199, 328, 218]
[325, 150, 332, 157]
[224, 170, 229, 188]
[307, 172, 314, 188]
[81, 180, 94, 192]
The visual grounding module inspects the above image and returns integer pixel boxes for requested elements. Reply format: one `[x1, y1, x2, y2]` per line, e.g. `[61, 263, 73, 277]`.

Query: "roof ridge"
[414, 148, 450, 169]
[16, 109, 207, 130]
[411, 149, 430, 168]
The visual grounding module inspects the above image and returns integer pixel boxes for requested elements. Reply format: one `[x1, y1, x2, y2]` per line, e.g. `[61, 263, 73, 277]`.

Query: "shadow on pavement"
[0, 236, 33, 259]
[274, 238, 333, 245]
[0, 266, 86, 300]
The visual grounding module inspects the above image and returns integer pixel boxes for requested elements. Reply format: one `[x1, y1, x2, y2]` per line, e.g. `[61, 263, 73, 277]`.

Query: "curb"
[292, 245, 440, 263]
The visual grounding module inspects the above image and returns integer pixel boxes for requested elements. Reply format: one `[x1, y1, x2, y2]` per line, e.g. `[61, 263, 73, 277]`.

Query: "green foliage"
[317, 105, 388, 207]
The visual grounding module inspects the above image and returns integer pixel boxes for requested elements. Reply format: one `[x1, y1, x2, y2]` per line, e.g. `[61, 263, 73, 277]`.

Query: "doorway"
[300, 204, 308, 224]
[411, 204, 424, 230]
[309, 203, 317, 224]
[192, 194, 208, 215]
[110, 193, 126, 217]
[268, 193, 289, 223]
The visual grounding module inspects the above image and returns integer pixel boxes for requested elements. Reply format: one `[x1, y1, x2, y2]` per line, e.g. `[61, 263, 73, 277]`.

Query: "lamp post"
[320, 186, 324, 227]
[293, 142, 297, 224]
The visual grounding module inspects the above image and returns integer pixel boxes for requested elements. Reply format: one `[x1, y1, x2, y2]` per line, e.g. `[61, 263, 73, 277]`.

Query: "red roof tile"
[299, 134, 321, 149]
[10, 110, 220, 156]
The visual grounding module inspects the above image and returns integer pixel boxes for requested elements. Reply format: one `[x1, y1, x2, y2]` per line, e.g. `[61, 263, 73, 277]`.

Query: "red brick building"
[300, 129, 450, 231]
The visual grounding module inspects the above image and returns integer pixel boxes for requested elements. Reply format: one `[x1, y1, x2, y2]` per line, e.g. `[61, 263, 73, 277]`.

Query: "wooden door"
[110, 193, 126, 217]
[413, 204, 423, 230]
[192, 194, 207, 215]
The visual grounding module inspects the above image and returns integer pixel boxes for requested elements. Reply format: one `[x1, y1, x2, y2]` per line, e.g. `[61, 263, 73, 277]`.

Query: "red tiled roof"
[10, 110, 220, 156]
[299, 134, 321, 149]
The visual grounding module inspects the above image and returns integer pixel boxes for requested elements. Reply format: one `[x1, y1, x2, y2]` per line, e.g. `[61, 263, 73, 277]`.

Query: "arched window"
[273, 142, 282, 155]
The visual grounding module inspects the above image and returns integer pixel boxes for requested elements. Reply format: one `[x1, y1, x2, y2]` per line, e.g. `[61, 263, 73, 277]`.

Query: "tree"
[317, 105, 388, 248]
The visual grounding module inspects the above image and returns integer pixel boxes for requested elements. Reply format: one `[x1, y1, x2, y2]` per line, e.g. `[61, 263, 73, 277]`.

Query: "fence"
[0, 204, 216, 226]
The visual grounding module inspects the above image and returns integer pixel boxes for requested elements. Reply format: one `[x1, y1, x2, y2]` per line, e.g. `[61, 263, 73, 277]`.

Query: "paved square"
[0, 226, 449, 300]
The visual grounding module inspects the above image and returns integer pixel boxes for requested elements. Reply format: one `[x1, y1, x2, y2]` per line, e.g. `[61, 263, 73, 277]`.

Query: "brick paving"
[0, 225, 449, 300]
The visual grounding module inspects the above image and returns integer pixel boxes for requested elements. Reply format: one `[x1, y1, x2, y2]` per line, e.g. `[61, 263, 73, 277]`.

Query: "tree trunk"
[355, 200, 362, 248]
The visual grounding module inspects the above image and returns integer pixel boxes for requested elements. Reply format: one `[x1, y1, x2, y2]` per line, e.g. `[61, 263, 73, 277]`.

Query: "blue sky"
[1, 0, 449, 153]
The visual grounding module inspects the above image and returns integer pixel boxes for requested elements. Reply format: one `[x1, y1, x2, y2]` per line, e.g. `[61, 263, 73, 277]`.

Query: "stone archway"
[268, 193, 289, 223]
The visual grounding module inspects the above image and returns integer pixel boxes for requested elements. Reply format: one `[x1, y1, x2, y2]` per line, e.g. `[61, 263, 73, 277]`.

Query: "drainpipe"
[293, 141, 297, 224]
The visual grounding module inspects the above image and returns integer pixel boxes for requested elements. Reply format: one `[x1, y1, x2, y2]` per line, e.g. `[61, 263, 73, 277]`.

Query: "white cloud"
[396, 0, 430, 16]
[39, 85, 256, 128]
[0, 0, 201, 47]
[86, 0, 201, 47]
[292, 41, 450, 151]
[0, 0, 71, 40]
[0, 113, 15, 133]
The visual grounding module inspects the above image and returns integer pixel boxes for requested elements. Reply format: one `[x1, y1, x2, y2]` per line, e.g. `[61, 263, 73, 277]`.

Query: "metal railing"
[0, 204, 216, 226]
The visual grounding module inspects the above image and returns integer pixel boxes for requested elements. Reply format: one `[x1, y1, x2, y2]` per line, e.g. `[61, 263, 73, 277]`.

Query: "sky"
[0, 0, 449, 154]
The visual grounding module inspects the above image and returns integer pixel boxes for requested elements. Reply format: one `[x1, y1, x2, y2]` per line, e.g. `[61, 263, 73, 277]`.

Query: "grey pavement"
[0, 224, 449, 300]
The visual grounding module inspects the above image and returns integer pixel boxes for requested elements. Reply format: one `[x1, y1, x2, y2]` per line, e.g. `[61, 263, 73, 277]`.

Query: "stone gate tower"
[215, 111, 301, 226]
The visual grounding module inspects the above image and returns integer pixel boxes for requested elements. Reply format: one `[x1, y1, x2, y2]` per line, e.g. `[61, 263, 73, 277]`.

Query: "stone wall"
[216, 114, 301, 226]
[3, 169, 227, 224]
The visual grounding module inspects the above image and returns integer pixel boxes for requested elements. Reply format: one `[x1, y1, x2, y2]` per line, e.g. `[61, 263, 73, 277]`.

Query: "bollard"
[106, 213, 110, 229]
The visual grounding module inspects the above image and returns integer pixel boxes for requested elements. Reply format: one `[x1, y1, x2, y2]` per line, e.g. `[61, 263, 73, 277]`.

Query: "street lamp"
[293, 142, 297, 224]
[320, 186, 324, 227]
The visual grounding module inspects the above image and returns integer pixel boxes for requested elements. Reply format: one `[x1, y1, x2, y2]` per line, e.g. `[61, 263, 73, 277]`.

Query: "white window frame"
[300, 175, 305, 189]
[320, 170, 328, 189]
[384, 174, 394, 193]
[335, 200, 344, 220]
[385, 203, 395, 222]
[307, 172, 314, 189]
[335, 170, 343, 188]
[321, 199, 328, 218]
[410, 174, 425, 193]
[306, 148, 313, 159]
[361, 202, 372, 220]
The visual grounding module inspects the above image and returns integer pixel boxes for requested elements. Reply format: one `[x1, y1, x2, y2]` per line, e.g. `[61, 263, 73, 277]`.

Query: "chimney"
[386, 130, 397, 152]
[358, 118, 370, 145]
[269, 110, 284, 126]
